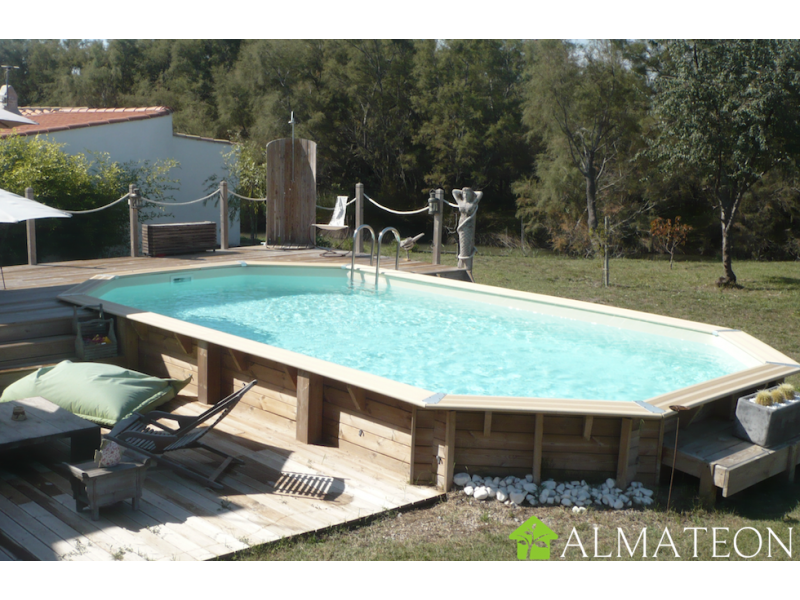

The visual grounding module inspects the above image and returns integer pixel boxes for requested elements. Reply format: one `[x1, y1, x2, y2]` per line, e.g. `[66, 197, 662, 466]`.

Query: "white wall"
[43, 114, 241, 246]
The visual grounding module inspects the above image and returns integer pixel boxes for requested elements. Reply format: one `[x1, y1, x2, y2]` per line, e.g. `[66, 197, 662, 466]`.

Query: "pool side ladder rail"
[376, 227, 401, 290]
[350, 224, 376, 287]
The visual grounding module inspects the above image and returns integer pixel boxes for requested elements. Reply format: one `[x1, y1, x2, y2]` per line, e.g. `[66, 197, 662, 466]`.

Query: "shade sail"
[0, 188, 71, 223]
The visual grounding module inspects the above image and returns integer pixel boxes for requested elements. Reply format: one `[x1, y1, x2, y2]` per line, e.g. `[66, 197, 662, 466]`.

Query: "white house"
[1, 84, 240, 246]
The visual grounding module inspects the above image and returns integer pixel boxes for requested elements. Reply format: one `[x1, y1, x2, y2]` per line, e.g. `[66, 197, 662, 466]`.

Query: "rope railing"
[316, 197, 356, 210]
[141, 189, 219, 206]
[229, 190, 268, 202]
[63, 193, 131, 215]
[364, 194, 429, 215]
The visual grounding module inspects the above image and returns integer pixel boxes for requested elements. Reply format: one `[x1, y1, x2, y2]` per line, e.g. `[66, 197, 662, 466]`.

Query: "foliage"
[518, 40, 648, 246]
[650, 39, 800, 284]
[4, 39, 800, 264]
[0, 135, 177, 262]
[650, 216, 692, 269]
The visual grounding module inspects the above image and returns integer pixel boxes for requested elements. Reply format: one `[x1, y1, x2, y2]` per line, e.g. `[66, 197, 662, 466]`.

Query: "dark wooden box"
[142, 222, 217, 256]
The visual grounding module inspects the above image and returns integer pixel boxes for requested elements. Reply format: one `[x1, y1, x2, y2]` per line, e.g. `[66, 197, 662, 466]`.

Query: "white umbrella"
[0, 187, 71, 288]
[0, 187, 72, 222]
[0, 106, 37, 128]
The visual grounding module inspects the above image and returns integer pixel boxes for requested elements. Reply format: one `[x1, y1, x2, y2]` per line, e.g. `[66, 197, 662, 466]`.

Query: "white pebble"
[453, 473, 472, 486]
[561, 498, 573, 506]
[509, 491, 526, 505]
[613, 500, 624, 510]
[525, 474, 534, 483]
[464, 486, 474, 496]
[474, 487, 490, 500]
[496, 489, 508, 502]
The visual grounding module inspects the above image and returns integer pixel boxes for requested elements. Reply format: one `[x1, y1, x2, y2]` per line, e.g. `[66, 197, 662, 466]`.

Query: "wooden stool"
[66, 459, 153, 521]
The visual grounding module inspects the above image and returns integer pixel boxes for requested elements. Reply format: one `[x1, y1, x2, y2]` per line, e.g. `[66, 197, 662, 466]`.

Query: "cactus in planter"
[755, 390, 773, 406]
[778, 383, 796, 400]
[771, 389, 786, 405]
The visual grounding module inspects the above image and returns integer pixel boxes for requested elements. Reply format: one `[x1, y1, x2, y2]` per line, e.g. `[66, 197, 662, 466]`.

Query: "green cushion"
[0, 361, 191, 427]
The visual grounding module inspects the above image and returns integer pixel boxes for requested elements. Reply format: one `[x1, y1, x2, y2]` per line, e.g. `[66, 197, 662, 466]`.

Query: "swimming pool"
[89, 265, 752, 402]
[60, 260, 800, 488]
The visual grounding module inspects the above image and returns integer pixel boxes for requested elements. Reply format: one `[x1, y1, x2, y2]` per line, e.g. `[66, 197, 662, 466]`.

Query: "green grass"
[227, 250, 800, 561]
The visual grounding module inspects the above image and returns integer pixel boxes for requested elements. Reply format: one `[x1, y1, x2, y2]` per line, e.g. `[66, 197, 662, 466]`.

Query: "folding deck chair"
[310, 196, 349, 254]
[106, 380, 257, 489]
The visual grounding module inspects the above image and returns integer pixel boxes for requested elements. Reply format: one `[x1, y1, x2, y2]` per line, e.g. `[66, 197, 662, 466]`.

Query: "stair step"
[0, 334, 76, 364]
[0, 316, 75, 344]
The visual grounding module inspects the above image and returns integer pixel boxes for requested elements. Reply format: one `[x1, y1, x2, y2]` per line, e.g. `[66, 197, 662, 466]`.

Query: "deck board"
[0, 397, 442, 561]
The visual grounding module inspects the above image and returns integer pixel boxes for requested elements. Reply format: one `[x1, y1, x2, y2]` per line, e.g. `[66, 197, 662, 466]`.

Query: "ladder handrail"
[376, 227, 401, 290]
[350, 224, 376, 286]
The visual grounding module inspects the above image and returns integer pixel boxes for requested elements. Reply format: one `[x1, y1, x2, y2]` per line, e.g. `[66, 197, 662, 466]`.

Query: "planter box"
[734, 387, 800, 447]
[73, 305, 118, 361]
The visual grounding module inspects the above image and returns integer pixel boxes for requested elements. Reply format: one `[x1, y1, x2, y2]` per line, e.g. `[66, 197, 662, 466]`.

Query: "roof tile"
[1, 106, 172, 137]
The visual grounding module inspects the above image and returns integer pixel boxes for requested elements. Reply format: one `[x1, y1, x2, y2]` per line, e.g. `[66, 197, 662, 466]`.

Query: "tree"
[650, 40, 800, 285]
[0, 135, 176, 262]
[412, 39, 530, 211]
[520, 40, 647, 240]
[650, 216, 692, 269]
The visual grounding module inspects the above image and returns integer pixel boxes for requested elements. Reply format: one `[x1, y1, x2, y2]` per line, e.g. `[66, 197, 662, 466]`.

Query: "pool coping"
[58, 260, 800, 420]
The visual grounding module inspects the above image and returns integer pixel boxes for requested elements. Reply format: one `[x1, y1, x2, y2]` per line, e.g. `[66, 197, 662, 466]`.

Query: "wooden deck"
[662, 418, 800, 506]
[0, 393, 443, 561]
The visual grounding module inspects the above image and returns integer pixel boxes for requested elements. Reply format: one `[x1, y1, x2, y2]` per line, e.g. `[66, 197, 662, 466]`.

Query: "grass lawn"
[228, 250, 800, 562]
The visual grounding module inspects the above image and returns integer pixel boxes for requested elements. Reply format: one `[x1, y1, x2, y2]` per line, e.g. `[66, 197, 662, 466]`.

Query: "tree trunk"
[720, 212, 737, 285]
[585, 169, 598, 232]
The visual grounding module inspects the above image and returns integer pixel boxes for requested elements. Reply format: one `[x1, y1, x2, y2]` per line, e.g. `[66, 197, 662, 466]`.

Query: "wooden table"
[66, 459, 152, 521]
[0, 396, 100, 461]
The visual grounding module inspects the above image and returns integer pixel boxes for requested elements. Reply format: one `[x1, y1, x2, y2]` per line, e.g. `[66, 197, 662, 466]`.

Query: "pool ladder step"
[350, 225, 401, 289]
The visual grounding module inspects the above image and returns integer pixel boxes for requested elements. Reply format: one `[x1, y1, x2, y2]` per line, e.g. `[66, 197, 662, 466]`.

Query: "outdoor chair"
[106, 380, 257, 489]
[311, 196, 349, 253]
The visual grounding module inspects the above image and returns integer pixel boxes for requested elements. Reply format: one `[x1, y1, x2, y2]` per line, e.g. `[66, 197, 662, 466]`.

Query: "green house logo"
[509, 516, 558, 560]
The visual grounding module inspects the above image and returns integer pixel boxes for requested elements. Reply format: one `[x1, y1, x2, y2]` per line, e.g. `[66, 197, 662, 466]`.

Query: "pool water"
[98, 273, 749, 401]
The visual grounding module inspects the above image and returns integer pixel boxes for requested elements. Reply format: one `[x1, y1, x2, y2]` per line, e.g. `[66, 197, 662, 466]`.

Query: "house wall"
[42, 115, 240, 246]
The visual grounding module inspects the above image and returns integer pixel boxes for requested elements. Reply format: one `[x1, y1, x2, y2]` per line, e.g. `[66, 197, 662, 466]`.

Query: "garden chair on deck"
[310, 196, 349, 253]
[106, 380, 257, 489]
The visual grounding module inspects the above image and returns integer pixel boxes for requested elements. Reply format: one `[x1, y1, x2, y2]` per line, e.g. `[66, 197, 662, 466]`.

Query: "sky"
[20, 0, 798, 40]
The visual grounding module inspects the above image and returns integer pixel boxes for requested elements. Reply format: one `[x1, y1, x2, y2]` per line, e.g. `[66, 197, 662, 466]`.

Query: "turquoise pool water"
[97, 272, 749, 401]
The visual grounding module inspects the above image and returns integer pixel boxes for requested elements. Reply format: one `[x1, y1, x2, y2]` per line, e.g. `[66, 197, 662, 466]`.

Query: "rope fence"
[62, 193, 130, 215]
[141, 189, 219, 206]
[364, 194, 429, 215]
[229, 190, 268, 202]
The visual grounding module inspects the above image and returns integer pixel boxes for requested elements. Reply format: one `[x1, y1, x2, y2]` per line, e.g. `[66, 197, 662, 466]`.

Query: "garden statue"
[452, 187, 482, 272]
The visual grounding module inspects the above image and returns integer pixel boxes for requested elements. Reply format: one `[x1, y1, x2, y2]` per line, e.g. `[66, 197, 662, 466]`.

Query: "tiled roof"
[1, 106, 172, 137]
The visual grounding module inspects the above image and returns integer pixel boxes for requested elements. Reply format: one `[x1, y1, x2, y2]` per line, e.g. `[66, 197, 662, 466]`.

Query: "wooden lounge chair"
[106, 380, 257, 489]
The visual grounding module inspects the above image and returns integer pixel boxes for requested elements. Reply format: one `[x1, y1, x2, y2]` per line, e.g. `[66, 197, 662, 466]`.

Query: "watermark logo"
[509, 516, 558, 560]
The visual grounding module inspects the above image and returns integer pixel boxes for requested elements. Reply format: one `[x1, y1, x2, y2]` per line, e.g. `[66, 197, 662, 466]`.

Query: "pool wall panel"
[321, 384, 414, 480]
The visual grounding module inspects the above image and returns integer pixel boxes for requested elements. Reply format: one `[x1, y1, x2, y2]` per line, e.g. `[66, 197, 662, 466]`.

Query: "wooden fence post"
[129, 184, 140, 257]
[219, 181, 229, 250]
[355, 183, 364, 254]
[433, 188, 444, 265]
[25, 187, 37, 266]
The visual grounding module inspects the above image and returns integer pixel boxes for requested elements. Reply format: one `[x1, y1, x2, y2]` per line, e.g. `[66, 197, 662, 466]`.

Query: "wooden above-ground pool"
[59, 261, 800, 493]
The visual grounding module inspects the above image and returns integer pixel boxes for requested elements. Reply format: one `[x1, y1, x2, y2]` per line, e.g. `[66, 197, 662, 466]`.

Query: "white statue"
[452, 188, 482, 272]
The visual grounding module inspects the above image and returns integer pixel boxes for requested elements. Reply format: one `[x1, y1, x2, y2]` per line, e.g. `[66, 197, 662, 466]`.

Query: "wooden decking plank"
[3, 473, 146, 561]
[30, 469, 164, 561]
[142, 473, 276, 546]
[0, 546, 15, 561]
[0, 487, 76, 560]
[138, 488, 249, 554]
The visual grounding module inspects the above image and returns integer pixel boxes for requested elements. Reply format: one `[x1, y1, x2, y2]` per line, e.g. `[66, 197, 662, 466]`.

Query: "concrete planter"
[734, 388, 800, 447]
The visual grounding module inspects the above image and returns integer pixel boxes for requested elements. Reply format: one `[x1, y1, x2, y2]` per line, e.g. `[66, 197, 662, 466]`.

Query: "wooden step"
[0, 316, 75, 344]
[0, 334, 76, 365]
